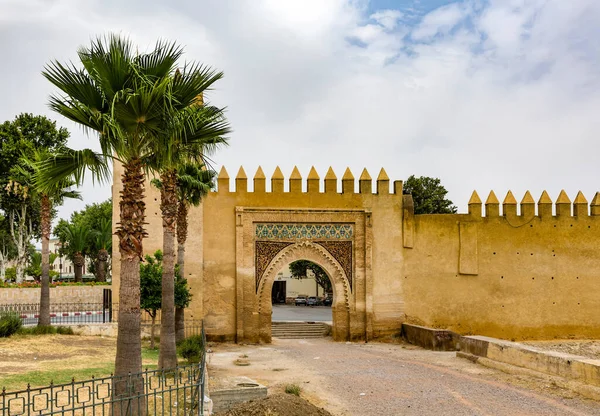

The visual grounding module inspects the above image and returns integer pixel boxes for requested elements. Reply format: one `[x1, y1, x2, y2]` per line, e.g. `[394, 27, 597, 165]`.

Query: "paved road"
[209, 338, 600, 415]
[272, 304, 332, 322]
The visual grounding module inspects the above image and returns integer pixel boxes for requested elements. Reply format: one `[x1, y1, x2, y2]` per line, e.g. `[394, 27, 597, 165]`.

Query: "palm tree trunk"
[39, 194, 51, 327]
[97, 248, 108, 282]
[175, 202, 188, 343]
[114, 158, 145, 409]
[158, 169, 178, 369]
[73, 253, 84, 283]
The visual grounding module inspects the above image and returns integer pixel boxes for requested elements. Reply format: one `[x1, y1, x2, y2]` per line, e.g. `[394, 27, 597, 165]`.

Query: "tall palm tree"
[153, 163, 216, 342]
[175, 163, 215, 342]
[16, 149, 88, 326]
[63, 223, 90, 282]
[41, 35, 229, 382]
[94, 218, 112, 282]
[150, 86, 230, 369]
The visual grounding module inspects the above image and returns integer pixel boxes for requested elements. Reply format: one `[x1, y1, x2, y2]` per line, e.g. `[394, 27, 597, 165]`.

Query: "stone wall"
[0, 285, 109, 305]
[403, 190, 600, 340]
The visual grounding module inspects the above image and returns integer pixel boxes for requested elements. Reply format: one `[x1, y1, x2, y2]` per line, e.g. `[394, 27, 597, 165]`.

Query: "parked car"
[307, 296, 320, 306]
[295, 295, 308, 306]
[322, 297, 332, 306]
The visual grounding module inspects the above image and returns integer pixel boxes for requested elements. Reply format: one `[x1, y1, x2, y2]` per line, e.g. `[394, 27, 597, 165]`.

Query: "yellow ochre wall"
[112, 159, 600, 342]
[402, 190, 600, 340]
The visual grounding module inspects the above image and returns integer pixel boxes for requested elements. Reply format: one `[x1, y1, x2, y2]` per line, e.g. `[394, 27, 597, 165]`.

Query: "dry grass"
[0, 334, 159, 391]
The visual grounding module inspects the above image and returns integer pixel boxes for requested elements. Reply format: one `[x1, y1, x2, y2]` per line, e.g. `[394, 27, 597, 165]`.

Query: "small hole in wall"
[554, 225, 557, 228]
[493, 252, 496, 255]
[532, 277, 535, 280]
[501, 276, 504, 279]
[501, 305, 504, 308]
[530, 224, 533, 227]
[530, 253, 534, 256]
[570, 224, 573, 227]
[553, 302, 556, 305]
[517, 252, 520, 255]
[577, 276, 579, 279]
[405, 276, 407, 279]
[553, 254, 556, 257]
[589, 226, 591, 229]
[578, 302, 581, 305]
[154, 198, 157, 201]
[551, 276, 554, 280]
[155, 212, 158, 215]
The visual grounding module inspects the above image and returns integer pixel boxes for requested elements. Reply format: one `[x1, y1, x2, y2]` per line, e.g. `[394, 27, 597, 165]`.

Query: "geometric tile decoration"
[255, 241, 294, 292]
[256, 223, 353, 240]
[315, 241, 353, 291]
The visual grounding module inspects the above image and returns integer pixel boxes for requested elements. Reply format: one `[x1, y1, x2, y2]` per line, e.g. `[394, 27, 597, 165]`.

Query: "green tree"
[403, 175, 457, 214]
[42, 34, 228, 385]
[16, 148, 88, 326]
[62, 224, 90, 282]
[0, 216, 17, 281]
[93, 218, 112, 282]
[289, 260, 332, 294]
[140, 250, 191, 349]
[0, 114, 69, 282]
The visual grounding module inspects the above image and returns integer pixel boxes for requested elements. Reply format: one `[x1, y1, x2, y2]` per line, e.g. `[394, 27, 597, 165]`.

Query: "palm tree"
[151, 84, 230, 369]
[16, 149, 86, 326]
[41, 34, 228, 383]
[153, 163, 216, 342]
[175, 163, 215, 342]
[93, 218, 112, 282]
[63, 224, 90, 282]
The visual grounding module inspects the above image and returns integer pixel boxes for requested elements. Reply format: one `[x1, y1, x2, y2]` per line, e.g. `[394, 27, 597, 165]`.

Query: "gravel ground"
[208, 338, 600, 416]
[522, 340, 600, 360]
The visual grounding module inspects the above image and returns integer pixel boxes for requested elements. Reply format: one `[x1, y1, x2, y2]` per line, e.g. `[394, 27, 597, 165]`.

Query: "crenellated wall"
[111, 158, 600, 342]
[112, 164, 406, 342]
[403, 189, 600, 340]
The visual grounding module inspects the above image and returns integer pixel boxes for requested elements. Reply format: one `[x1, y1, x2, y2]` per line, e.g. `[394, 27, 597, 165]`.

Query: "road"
[208, 338, 600, 415]
[272, 304, 332, 322]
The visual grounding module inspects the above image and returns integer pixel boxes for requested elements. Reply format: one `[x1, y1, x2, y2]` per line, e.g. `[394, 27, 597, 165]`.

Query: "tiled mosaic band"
[256, 223, 353, 240]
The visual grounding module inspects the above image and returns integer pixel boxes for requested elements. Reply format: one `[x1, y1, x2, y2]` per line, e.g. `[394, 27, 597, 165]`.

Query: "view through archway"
[271, 259, 333, 338]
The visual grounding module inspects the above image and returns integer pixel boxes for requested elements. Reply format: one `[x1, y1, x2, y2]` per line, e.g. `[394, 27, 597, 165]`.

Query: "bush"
[285, 384, 301, 396]
[177, 335, 204, 363]
[5, 267, 16, 282]
[0, 313, 23, 337]
[56, 326, 75, 335]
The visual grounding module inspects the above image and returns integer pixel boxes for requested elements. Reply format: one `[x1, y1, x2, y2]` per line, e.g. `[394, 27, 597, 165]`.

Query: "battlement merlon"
[214, 166, 403, 195]
[424, 190, 600, 219]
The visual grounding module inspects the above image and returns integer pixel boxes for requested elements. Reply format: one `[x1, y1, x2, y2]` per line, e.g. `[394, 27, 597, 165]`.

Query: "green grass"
[1, 345, 159, 392]
[285, 383, 301, 396]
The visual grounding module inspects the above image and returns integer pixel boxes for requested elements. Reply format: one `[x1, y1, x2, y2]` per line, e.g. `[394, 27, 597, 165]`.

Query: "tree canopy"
[403, 175, 457, 215]
[289, 260, 332, 294]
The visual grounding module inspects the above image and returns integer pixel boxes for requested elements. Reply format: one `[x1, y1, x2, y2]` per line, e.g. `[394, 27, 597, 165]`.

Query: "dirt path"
[208, 338, 600, 416]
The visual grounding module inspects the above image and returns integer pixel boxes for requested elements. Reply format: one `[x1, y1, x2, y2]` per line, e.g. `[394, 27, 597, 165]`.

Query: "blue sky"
[1, 0, 599, 222]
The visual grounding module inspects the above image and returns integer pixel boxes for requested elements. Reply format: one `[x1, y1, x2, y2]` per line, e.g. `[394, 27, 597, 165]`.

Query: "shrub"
[17, 325, 75, 336]
[177, 335, 204, 363]
[5, 267, 16, 282]
[0, 313, 23, 337]
[285, 384, 301, 396]
[56, 326, 74, 335]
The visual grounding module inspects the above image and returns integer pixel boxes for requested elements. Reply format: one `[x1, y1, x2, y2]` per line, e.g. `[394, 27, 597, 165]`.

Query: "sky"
[1, 0, 599, 222]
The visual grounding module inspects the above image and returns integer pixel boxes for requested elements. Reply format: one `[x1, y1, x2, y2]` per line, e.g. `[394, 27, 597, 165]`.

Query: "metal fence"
[0, 325, 207, 416]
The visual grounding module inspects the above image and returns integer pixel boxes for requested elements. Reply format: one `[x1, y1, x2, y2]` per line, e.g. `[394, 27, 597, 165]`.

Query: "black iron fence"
[0, 325, 207, 415]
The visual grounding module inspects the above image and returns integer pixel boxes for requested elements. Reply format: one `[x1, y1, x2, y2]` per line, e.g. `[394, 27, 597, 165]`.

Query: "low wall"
[401, 323, 461, 351]
[0, 285, 109, 304]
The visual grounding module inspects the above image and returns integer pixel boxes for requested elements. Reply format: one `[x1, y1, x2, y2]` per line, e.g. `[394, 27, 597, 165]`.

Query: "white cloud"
[1, 0, 599, 222]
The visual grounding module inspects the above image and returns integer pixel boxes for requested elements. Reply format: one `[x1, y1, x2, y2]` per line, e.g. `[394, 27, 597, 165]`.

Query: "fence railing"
[0, 324, 207, 415]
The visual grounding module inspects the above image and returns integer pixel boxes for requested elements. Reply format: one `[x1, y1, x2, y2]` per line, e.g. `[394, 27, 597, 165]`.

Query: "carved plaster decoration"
[315, 241, 353, 291]
[256, 223, 353, 240]
[257, 241, 351, 312]
[255, 241, 293, 291]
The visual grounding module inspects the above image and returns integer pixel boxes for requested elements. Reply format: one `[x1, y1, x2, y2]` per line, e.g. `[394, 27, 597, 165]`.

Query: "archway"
[257, 241, 351, 342]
